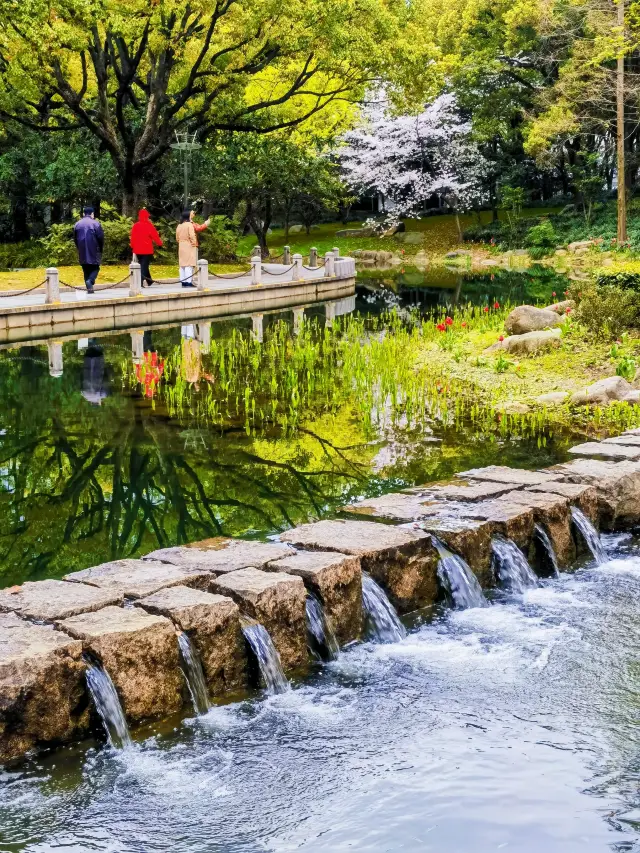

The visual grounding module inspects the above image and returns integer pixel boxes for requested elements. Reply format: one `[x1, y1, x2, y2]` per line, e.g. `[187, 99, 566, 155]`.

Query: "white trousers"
[179, 265, 194, 285]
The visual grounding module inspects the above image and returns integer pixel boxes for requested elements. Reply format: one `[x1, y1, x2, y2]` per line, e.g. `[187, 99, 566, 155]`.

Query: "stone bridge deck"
[0, 433, 636, 763]
[0, 260, 356, 344]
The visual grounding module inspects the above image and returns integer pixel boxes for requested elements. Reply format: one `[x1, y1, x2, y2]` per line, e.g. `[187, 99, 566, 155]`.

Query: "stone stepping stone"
[423, 500, 535, 550]
[568, 442, 640, 461]
[455, 465, 562, 486]
[63, 559, 210, 598]
[0, 612, 87, 764]
[211, 568, 307, 671]
[526, 482, 598, 524]
[602, 434, 640, 446]
[414, 480, 518, 502]
[552, 459, 640, 529]
[59, 606, 183, 722]
[416, 516, 493, 586]
[279, 519, 438, 613]
[138, 586, 245, 696]
[495, 491, 574, 567]
[342, 492, 434, 523]
[0, 579, 121, 622]
[265, 551, 362, 645]
[144, 539, 293, 575]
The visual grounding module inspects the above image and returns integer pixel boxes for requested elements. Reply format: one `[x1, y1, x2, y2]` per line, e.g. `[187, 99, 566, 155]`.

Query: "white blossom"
[340, 93, 489, 227]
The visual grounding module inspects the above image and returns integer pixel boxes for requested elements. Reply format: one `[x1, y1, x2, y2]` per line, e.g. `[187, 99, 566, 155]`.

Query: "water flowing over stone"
[177, 632, 210, 715]
[534, 524, 560, 577]
[305, 593, 340, 661]
[491, 537, 539, 594]
[433, 538, 488, 609]
[571, 507, 607, 565]
[361, 574, 407, 643]
[241, 617, 290, 695]
[85, 663, 131, 749]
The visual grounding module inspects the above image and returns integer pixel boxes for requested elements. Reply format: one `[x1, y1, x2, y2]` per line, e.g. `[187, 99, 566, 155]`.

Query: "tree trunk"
[617, 0, 627, 243]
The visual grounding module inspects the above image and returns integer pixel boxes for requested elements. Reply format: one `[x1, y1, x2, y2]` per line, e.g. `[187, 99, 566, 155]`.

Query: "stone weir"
[1, 435, 639, 763]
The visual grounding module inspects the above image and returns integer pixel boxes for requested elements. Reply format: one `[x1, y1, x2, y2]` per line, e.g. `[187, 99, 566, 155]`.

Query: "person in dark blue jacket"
[73, 207, 105, 293]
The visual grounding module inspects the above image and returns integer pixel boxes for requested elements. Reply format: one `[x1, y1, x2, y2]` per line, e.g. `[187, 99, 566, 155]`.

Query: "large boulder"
[505, 305, 564, 335]
[536, 391, 569, 406]
[570, 376, 633, 406]
[335, 227, 375, 238]
[485, 328, 562, 355]
[568, 239, 596, 252]
[546, 299, 575, 315]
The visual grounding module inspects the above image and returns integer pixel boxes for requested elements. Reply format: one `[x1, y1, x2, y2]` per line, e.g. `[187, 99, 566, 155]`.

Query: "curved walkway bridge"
[0, 251, 356, 345]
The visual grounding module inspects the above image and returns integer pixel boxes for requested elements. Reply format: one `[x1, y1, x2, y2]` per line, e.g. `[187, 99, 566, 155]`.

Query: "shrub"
[594, 270, 640, 290]
[571, 283, 640, 338]
[526, 220, 556, 258]
[0, 213, 239, 269]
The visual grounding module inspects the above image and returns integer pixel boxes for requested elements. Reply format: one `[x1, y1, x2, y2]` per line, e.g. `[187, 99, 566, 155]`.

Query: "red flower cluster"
[436, 323, 446, 332]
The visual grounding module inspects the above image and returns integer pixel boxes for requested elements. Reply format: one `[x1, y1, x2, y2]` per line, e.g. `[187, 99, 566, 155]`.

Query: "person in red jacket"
[130, 209, 163, 287]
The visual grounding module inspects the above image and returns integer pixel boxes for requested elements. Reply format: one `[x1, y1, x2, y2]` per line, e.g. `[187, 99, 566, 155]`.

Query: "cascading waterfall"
[241, 617, 290, 695]
[305, 593, 340, 661]
[178, 632, 210, 715]
[571, 507, 607, 565]
[433, 537, 488, 609]
[491, 536, 539, 594]
[534, 524, 560, 577]
[85, 663, 132, 749]
[361, 573, 407, 643]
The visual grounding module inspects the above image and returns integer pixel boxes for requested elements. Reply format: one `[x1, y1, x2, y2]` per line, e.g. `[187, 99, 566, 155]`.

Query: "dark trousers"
[81, 263, 100, 289]
[137, 254, 153, 285]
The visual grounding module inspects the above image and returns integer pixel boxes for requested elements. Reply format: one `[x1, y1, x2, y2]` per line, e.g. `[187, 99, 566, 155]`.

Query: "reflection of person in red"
[135, 350, 165, 398]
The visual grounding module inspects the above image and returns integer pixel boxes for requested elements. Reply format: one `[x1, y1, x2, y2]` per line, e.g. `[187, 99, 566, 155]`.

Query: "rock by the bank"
[266, 551, 362, 645]
[211, 568, 307, 670]
[138, 586, 246, 697]
[60, 606, 183, 721]
[64, 559, 210, 599]
[570, 376, 633, 406]
[505, 305, 564, 335]
[536, 391, 569, 406]
[485, 328, 562, 355]
[279, 519, 438, 613]
[0, 579, 121, 622]
[0, 612, 88, 764]
[568, 239, 596, 252]
[568, 441, 640, 461]
[553, 458, 640, 529]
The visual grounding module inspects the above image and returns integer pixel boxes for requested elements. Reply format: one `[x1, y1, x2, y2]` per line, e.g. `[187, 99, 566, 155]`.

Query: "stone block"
[265, 551, 362, 645]
[412, 480, 517, 502]
[138, 586, 246, 696]
[568, 442, 640, 461]
[211, 569, 307, 670]
[455, 465, 562, 486]
[552, 459, 640, 529]
[342, 492, 432, 523]
[603, 434, 640, 447]
[0, 613, 88, 763]
[442, 500, 535, 549]
[279, 519, 439, 613]
[416, 516, 493, 587]
[144, 538, 293, 575]
[0, 579, 121, 622]
[59, 606, 183, 722]
[63, 559, 210, 598]
[526, 482, 598, 524]
[495, 490, 574, 567]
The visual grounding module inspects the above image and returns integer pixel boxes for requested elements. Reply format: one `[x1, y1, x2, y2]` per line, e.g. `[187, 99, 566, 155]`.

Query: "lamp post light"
[170, 131, 202, 210]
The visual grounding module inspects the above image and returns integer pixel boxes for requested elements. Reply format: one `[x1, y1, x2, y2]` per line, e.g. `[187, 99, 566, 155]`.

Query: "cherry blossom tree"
[340, 93, 490, 235]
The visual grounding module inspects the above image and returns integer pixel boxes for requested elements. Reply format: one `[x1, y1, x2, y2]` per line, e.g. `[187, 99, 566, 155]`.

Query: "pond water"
[0, 270, 574, 589]
[3, 537, 640, 851]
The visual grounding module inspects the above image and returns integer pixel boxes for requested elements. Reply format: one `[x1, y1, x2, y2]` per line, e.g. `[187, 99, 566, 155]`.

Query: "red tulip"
[494, 301, 500, 309]
[552, 292, 556, 297]
[499, 335, 504, 342]
[445, 316, 453, 326]
[436, 323, 446, 332]
[484, 306, 489, 313]
[566, 308, 571, 314]
[461, 321, 467, 327]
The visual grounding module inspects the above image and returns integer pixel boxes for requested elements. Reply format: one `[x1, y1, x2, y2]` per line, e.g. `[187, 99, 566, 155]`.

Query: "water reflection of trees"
[0, 348, 375, 585]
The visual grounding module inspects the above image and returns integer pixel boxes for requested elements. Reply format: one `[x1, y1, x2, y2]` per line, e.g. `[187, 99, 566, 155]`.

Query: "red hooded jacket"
[130, 210, 163, 255]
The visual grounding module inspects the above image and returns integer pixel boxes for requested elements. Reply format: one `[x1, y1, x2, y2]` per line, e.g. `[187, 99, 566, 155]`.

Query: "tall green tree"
[0, 0, 407, 213]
